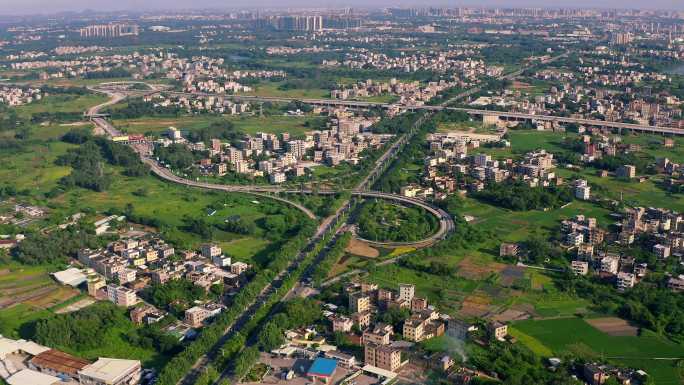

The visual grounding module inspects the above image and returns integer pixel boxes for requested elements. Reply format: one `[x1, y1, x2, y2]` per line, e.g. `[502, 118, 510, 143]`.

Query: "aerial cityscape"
[1, 2, 684, 385]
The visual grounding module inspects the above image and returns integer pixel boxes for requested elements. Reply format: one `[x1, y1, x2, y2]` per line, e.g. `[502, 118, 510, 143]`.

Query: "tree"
[258, 322, 284, 351]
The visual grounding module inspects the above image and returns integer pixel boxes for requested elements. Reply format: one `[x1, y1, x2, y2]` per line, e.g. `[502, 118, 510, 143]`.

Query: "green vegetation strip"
[154, 219, 317, 385]
[194, 214, 351, 385]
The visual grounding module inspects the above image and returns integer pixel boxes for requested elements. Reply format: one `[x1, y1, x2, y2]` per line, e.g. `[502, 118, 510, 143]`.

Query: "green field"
[14, 93, 108, 119]
[512, 317, 684, 384]
[246, 81, 330, 99]
[113, 114, 320, 138]
[460, 198, 613, 246]
[0, 263, 79, 338]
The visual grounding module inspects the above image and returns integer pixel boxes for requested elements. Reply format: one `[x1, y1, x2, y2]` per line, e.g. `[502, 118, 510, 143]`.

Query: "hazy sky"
[0, 0, 683, 15]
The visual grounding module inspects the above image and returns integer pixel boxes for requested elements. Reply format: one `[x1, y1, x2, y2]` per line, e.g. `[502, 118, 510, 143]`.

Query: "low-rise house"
[499, 243, 519, 257]
[77, 357, 141, 385]
[488, 321, 508, 341]
[668, 275, 684, 292]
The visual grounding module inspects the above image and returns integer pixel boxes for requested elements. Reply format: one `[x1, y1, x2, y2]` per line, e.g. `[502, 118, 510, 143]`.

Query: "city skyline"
[0, 0, 683, 16]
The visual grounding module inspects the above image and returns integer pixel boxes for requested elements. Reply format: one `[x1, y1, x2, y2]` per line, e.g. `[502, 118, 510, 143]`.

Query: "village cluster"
[156, 112, 387, 184]
[50, 234, 251, 336]
[330, 78, 462, 106]
[0, 86, 43, 106]
[323, 49, 503, 79]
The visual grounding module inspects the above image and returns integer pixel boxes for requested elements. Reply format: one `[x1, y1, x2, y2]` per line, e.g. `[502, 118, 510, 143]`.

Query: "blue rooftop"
[308, 358, 338, 377]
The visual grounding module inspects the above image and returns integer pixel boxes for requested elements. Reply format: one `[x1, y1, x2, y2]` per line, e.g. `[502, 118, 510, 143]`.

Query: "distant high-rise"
[79, 24, 139, 38]
[611, 32, 633, 45]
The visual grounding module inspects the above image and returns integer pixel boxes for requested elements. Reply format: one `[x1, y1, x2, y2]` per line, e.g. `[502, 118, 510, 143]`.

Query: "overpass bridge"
[110, 89, 684, 136]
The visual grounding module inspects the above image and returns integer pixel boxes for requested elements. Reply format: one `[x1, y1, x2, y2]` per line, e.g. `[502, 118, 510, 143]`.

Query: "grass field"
[245, 81, 330, 99]
[460, 198, 613, 247]
[113, 114, 320, 138]
[14, 93, 109, 119]
[512, 317, 684, 384]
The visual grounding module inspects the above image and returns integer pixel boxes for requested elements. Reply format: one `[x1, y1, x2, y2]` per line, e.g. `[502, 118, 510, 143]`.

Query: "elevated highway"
[111, 90, 684, 136]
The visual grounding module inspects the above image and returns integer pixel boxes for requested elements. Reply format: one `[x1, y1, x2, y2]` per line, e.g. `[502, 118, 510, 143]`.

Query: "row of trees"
[153, 218, 317, 385]
[311, 232, 351, 284]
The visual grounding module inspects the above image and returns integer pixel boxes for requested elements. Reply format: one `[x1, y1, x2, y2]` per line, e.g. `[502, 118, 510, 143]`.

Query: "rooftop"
[0, 336, 50, 359]
[307, 357, 338, 377]
[30, 349, 91, 376]
[77, 357, 140, 383]
[6, 369, 61, 385]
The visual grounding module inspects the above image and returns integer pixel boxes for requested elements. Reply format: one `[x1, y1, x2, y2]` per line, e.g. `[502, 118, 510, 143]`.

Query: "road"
[81, 100, 449, 385]
[83, 80, 457, 385]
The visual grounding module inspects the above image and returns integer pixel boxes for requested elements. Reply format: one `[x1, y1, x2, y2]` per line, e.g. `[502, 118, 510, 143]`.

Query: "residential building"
[654, 244, 671, 260]
[185, 306, 211, 328]
[403, 318, 425, 342]
[349, 292, 371, 313]
[499, 243, 519, 257]
[230, 262, 249, 275]
[212, 255, 231, 268]
[399, 284, 415, 302]
[488, 321, 508, 341]
[332, 316, 354, 333]
[600, 256, 619, 275]
[616, 272, 636, 291]
[571, 260, 589, 276]
[201, 244, 222, 258]
[362, 324, 393, 345]
[668, 275, 684, 292]
[106, 284, 138, 307]
[617, 165, 636, 179]
[364, 343, 402, 372]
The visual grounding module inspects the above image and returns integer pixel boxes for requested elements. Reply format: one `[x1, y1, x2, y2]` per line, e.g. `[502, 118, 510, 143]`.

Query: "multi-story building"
[332, 316, 354, 333]
[654, 244, 671, 260]
[668, 276, 684, 292]
[201, 244, 222, 258]
[185, 306, 211, 328]
[575, 180, 591, 200]
[106, 284, 138, 307]
[616, 272, 636, 292]
[349, 292, 371, 313]
[600, 256, 620, 275]
[571, 260, 589, 276]
[398, 284, 415, 302]
[617, 165, 636, 179]
[364, 343, 402, 372]
[488, 321, 508, 341]
[79, 23, 139, 38]
[230, 262, 249, 275]
[362, 324, 393, 345]
[403, 318, 425, 342]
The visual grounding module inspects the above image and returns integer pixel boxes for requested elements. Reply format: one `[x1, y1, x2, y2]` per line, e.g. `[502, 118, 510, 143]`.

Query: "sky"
[0, 0, 682, 16]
